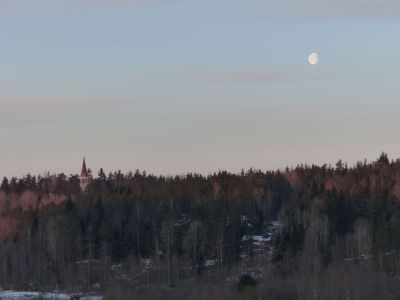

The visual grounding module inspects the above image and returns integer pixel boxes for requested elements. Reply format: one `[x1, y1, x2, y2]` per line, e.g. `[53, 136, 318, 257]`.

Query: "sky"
[1, 0, 400, 177]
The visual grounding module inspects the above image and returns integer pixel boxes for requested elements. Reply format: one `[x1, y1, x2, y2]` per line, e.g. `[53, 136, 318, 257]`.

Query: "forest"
[0, 153, 400, 299]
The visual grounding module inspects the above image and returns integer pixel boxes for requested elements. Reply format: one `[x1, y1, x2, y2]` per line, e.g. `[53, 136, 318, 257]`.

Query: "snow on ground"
[269, 220, 282, 228]
[205, 259, 219, 267]
[0, 291, 68, 299]
[0, 290, 102, 300]
[241, 235, 269, 243]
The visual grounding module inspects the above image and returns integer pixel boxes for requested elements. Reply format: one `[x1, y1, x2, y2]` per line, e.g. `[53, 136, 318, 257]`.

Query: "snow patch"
[0, 290, 102, 300]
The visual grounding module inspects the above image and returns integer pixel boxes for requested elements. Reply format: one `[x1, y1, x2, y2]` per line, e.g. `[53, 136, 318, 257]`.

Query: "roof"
[80, 157, 88, 177]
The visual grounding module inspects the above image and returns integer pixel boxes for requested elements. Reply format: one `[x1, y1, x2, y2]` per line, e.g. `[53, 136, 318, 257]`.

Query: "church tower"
[80, 157, 90, 191]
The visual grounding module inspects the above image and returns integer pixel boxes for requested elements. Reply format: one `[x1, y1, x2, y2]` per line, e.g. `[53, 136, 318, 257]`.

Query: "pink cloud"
[0, 98, 134, 114]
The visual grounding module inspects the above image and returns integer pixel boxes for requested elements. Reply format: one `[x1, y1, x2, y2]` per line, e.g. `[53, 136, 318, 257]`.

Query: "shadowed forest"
[1, 153, 400, 299]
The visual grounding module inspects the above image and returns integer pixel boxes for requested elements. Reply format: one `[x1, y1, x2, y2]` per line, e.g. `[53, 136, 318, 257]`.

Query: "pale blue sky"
[1, 0, 400, 177]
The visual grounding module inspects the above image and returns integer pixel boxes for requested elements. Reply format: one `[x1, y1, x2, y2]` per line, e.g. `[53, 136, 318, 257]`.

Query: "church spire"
[81, 157, 88, 177]
[80, 157, 90, 191]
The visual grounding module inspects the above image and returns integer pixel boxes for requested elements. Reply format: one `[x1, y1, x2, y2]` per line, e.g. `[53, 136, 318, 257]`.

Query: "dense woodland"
[1, 153, 400, 299]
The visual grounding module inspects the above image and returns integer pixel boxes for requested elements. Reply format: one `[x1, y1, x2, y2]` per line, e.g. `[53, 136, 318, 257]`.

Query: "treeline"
[0, 153, 400, 299]
[0, 168, 290, 292]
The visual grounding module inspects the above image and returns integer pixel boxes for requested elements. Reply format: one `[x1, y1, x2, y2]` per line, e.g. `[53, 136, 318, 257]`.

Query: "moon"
[308, 52, 319, 65]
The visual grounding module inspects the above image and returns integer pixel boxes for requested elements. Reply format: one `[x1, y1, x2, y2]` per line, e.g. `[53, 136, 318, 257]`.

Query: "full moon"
[308, 52, 319, 65]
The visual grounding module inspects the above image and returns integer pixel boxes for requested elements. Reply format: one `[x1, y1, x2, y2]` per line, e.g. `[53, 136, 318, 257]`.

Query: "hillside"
[0, 153, 400, 299]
